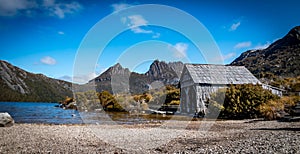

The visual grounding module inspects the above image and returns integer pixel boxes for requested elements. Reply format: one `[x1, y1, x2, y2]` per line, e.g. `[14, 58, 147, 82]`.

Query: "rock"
[0, 112, 14, 127]
[66, 102, 77, 110]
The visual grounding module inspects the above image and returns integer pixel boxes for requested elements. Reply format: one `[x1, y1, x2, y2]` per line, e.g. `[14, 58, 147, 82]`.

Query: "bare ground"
[0, 120, 299, 153]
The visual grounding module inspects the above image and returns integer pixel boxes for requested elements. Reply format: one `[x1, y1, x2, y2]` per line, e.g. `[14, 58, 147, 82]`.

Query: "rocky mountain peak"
[91, 60, 184, 94]
[146, 60, 183, 78]
[147, 60, 173, 77]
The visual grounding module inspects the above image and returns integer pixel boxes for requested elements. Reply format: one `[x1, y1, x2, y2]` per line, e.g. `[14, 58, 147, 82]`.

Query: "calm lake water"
[0, 102, 82, 124]
[0, 102, 182, 124]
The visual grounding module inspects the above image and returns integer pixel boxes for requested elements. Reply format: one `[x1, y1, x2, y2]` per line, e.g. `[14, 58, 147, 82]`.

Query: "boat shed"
[179, 64, 261, 115]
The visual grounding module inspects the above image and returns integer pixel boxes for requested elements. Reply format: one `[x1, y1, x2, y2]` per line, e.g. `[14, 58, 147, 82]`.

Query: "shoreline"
[1, 120, 299, 153]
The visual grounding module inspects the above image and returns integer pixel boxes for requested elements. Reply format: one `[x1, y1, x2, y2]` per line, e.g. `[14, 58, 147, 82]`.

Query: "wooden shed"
[179, 64, 261, 115]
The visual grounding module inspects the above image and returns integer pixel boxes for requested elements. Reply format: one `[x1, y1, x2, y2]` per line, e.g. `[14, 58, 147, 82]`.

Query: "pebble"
[0, 120, 299, 153]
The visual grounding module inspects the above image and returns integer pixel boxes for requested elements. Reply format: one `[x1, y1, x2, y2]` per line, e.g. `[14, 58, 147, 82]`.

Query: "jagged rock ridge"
[90, 60, 184, 94]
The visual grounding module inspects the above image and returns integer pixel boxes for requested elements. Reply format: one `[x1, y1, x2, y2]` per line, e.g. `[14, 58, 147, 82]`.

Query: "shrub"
[258, 96, 300, 120]
[98, 91, 124, 111]
[209, 84, 278, 119]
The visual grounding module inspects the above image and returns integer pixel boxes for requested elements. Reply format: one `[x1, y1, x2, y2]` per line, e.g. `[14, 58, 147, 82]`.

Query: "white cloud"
[59, 75, 72, 82]
[213, 52, 236, 63]
[59, 72, 99, 84]
[40, 56, 56, 65]
[58, 31, 64, 35]
[58, 73, 97, 84]
[229, 21, 241, 31]
[73, 72, 98, 84]
[254, 38, 279, 50]
[122, 14, 160, 37]
[222, 52, 236, 61]
[44, 1, 82, 19]
[0, 0, 37, 16]
[254, 42, 271, 50]
[111, 3, 132, 12]
[169, 43, 188, 58]
[234, 41, 252, 49]
[126, 15, 153, 34]
[127, 15, 148, 27]
[0, 0, 82, 18]
[112, 3, 160, 38]
[131, 27, 153, 34]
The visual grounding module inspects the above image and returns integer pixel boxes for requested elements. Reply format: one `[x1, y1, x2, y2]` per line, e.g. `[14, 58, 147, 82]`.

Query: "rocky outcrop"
[0, 60, 73, 102]
[0, 60, 29, 94]
[0, 112, 14, 127]
[92, 63, 132, 93]
[231, 26, 300, 78]
[145, 60, 183, 85]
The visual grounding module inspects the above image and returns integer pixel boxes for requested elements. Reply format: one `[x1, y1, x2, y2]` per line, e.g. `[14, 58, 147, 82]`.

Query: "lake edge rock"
[0, 112, 14, 127]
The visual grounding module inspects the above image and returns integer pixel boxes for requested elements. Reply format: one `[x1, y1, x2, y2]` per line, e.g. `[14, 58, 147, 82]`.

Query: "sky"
[0, 0, 299, 83]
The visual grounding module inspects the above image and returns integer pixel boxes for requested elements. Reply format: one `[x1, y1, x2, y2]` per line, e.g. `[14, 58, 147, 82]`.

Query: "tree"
[98, 91, 124, 111]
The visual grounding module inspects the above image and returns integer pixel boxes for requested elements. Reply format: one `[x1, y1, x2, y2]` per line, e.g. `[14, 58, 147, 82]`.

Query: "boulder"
[0, 112, 14, 127]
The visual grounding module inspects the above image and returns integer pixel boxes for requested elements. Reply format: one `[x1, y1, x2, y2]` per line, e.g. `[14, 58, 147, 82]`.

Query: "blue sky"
[0, 0, 299, 83]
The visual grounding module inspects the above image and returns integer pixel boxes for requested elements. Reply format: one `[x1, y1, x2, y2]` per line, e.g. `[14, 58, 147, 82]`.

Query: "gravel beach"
[0, 120, 299, 153]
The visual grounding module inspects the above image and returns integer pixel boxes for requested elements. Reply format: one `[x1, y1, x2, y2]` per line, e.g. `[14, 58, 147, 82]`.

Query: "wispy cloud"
[111, 3, 132, 12]
[254, 42, 271, 50]
[169, 43, 188, 58]
[73, 72, 97, 84]
[131, 27, 153, 34]
[112, 3, 160, 38]
[127, 15, 148, 26]
[254, 38, 279, 50]
[222, 52, 236, 61]
[213, 52, 236, 63]
[0, 0, 82, 18]
[59, 72, 98, 84]
[44, 1, 82, 19]
[234, 41, 252, 49]
[58, 31, 64, 35]
[123, 15, 154, 34]
[229, 21, 241, 31]
[121, 14, 161, 37]
[58, 75, 72, 82]
[40, 56, 56, 65]
[0, 0, 37, 16]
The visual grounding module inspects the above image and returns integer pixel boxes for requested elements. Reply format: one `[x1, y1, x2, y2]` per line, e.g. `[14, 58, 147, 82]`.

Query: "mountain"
[90, 60, 184, 94]
[145, 60, 183, 85]
[231, 26, 300, 78]
[0, 60, 73, 102]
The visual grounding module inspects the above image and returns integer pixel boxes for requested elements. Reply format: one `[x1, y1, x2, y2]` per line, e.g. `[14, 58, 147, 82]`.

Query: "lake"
[0, 102, 183, 124]
[0, 102, 82, 124]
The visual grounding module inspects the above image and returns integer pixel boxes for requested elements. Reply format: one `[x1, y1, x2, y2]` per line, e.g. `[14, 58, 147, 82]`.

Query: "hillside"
[231, 26, 300, 78]
[0, 60, 73, 102]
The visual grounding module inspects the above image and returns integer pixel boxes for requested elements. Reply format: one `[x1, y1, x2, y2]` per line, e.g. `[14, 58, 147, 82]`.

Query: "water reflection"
[0, 102, 192, 124]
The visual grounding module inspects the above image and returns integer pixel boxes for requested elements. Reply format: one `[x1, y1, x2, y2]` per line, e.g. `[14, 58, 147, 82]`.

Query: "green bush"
[209, 84, 279, 119]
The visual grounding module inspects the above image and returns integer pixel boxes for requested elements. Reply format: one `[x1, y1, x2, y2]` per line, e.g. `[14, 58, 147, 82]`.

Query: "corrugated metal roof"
[184, 64, 261, 85]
